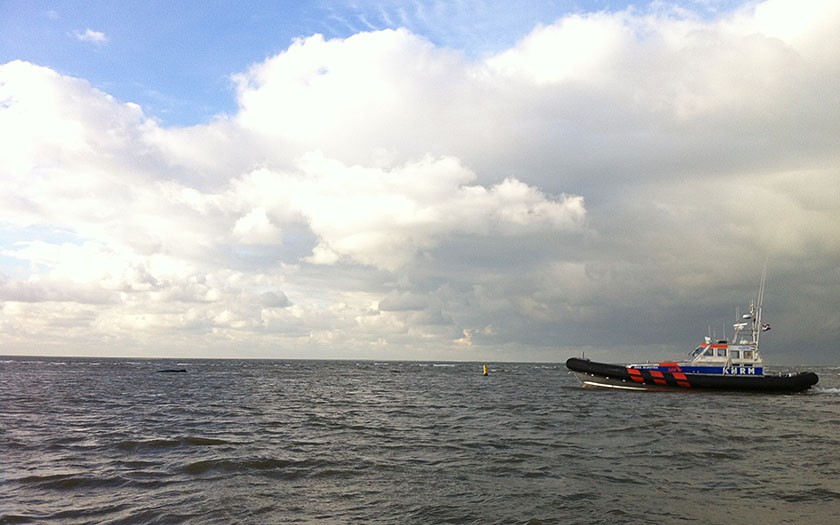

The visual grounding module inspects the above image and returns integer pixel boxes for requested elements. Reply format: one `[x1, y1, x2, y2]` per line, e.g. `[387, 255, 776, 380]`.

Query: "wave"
[180, 457, 319, 477]
[0, 513, 31, 524]
[115, 436, 233, 451]
[777, 487, 840, 502]
[13, 472, 129, 491]
[178, 456, 370, 481]
[812, 386, 840, 395]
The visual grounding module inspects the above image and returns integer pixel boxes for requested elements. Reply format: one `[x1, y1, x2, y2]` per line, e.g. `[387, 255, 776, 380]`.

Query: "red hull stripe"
[650, 370, 667, 385]
[626, 367, 693, 388]
[627, 368, 645, 382]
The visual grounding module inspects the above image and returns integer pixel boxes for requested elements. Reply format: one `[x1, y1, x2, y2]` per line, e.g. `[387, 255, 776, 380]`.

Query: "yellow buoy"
[483, 363, 489, 376]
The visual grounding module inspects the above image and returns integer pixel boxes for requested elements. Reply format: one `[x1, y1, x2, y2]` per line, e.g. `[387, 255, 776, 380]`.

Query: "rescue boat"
[566, 276, 819, 393]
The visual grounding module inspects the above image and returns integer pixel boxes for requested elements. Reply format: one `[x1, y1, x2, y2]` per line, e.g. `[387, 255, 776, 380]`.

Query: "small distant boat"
[566, 273, 818, 393]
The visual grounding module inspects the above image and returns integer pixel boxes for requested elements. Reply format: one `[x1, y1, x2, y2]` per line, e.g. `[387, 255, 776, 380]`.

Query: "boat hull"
[566, 357, 818, 393]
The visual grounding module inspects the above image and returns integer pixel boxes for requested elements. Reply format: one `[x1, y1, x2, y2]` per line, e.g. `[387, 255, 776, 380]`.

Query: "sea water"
[2, 357, 839, 524]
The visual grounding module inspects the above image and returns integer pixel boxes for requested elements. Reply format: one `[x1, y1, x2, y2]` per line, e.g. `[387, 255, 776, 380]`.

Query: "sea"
[2, 357, 839, 525]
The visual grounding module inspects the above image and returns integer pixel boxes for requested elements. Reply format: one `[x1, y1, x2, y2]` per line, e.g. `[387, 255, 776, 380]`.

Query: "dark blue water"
[2, 357, 839, 524]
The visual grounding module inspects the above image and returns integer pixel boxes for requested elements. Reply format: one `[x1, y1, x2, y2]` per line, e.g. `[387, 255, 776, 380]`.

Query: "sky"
[1, 0, 839, 363]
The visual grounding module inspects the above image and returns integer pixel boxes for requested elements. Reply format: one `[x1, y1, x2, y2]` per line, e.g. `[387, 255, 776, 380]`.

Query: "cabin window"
[704, 348, 714, 356]
[691, 346, 704, 357]
[717, 348, 727, 357]
[743, 350, 753, 359]
[730, 350, 740, 359]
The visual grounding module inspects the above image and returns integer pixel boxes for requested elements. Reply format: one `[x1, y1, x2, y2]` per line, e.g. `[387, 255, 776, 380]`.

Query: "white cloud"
[1, 0, 839, 362]
[233, 208, 282, 244]
[228, 154, 585, 271]
[73, 28, 108, 44]
[487, 12, 631, 84]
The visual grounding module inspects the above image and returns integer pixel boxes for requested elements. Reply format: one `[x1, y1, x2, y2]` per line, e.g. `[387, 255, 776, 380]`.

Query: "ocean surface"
[2, 357, 839, 525]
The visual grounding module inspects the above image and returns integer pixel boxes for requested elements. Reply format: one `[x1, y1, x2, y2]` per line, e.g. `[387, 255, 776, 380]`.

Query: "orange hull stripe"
[627, 368, 645, 382]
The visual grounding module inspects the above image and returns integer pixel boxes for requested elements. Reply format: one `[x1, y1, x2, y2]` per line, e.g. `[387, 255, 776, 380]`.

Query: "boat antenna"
[755, 260, 768, 346]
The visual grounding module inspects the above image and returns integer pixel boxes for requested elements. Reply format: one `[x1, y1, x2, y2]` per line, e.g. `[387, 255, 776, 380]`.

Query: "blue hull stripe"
[636, 365, 764, 376]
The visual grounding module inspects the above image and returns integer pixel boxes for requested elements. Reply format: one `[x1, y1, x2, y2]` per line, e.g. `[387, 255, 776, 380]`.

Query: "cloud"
[0, 275, 115, 304]
[232, 29, 472, 165]
[1, 0, 839, 362]
[233, 208, 282, 245]
[73, 28, 108, 44]
[0, 56, 587, 357]
[228, 154, 585, 271]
